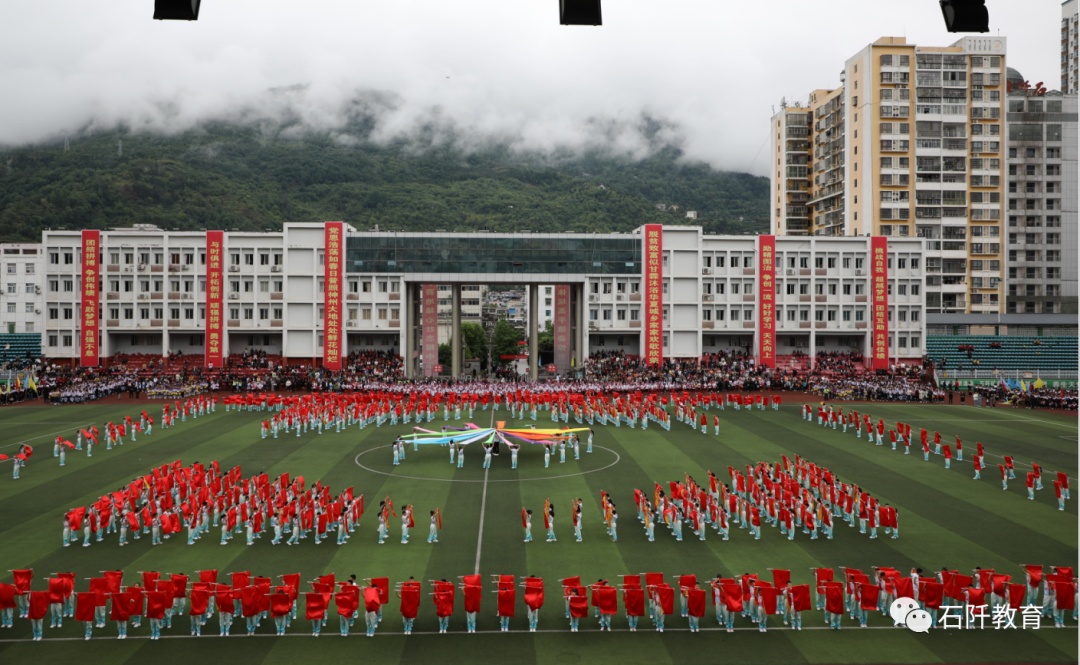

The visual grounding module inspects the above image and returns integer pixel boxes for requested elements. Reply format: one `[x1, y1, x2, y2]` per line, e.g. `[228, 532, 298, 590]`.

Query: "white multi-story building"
[40, 224, 924, 375]
[587, 228, 925, 362]
[1064, 0, 1078, 94]
[0, 243, 43, 336]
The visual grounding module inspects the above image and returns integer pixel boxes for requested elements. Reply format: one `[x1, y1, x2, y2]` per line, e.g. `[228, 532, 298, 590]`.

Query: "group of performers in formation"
[59, 459, 441, 551]
[3, 395, 215, 479]
[1, 565, 1073, 640]
[803, 403, 1071, 510]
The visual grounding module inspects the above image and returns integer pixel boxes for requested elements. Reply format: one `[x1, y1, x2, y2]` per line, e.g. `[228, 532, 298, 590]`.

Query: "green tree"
[460, 322, 489, 370]
[438, 343, 451, 368]
[537, 320, 554, 365]
[492, 318, 523, 366]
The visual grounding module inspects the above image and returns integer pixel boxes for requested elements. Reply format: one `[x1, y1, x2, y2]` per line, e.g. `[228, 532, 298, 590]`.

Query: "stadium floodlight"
[154, 0, 201, 20]
[560, 0, 602, 25]
[939, 0, 989, 33]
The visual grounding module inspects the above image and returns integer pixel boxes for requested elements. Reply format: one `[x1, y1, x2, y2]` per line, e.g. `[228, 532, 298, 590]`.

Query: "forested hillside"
[0, 124, 768, 241]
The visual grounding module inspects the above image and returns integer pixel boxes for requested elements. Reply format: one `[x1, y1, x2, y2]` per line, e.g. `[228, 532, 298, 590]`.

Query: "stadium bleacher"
[926, 335, 1078, 372]
[0, 334, 42, 363]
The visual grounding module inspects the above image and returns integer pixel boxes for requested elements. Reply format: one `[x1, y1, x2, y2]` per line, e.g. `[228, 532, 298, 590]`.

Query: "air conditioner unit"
[271, 265, 282, 272]
[616, 295, 625, 301]
[786, 269, 796, 275]
[34, 286, 40, 294]
[228, 293, 240, 300]
[138, 264, 146, 271]
[182, 265, 191, 271]
[34, 309, 40, 315]
[124, 266, 134, 272]
[589, 295, 598, 302]
[228, 266, 240, 272]
[794, 340, 807, 347]
[347, 321, 357, 327]
[183, 293, 193, 300]
[138, 294, 148, 300]
[855, 269, 865, 276]
[702, 268, 712, 275]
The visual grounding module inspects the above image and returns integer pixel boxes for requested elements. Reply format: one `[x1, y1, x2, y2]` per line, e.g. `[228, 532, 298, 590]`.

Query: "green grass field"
[0, 399, 1076, 664]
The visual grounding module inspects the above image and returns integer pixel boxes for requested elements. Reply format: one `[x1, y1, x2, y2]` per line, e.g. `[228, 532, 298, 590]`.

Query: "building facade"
[0, 243, 43, 336]
[40, 225, 924, 375]
[771, 36, 1008, 316]
[1065, 0, 1078, 94]
[1005, 90, 1078, 314]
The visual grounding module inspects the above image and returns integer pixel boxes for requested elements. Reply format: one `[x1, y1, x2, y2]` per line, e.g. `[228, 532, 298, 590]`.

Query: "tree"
[460, 322, 489, 370]
[537, 320, 554, 365]
[438, 343, 451, 368]
[492, 317, 523, 366]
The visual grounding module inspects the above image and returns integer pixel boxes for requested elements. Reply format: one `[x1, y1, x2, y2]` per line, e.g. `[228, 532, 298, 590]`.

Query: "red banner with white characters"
[871, 236, 889, 370]
[422, 284, 438, 377]
[643, 224, 663, 366]
[554, 285, 571, 371]
[205, 231, 224, 368]
[80, 230, 100, 366]
[323, 221, 344, 370]
[758, 235, 776, 369]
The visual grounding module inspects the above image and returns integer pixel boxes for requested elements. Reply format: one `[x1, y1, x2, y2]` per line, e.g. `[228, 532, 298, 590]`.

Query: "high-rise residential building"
[1005, 88, 1078, 314]
[769, 103, 813, 235]
[770, 36, 1008, 315]
[1064, 0, 1078, 94]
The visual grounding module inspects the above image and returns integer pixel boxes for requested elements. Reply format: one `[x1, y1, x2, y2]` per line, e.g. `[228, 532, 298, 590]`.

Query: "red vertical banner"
[871, 236, 889, 370]
[553, 285, 570, 371]
[421, 285, 439, 377]
[643, 224, 663, 366]
[205, 231, 224, 368]
[758, 235, 776, 369]
[79, 230, 100, 367]
[323, 222, 344, 370]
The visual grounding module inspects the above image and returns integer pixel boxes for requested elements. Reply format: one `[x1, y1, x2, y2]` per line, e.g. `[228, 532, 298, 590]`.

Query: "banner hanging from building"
[323, 221, 344, 370]
[79, 230, 100, 367]
[553, 285, 571, 371]
[758, 235, 776, 369]
[871, 236, 889, 370]
[205, 231, 224, 368]
[422, 284, 438, 377]
[643, 224, 663, 366]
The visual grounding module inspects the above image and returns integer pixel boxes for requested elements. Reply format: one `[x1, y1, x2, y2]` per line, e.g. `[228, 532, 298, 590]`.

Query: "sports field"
[0, 398, 1076, 664]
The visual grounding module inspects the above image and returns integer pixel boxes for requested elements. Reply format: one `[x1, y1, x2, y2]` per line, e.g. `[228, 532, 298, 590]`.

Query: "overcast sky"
[0, 0, 1063, 175]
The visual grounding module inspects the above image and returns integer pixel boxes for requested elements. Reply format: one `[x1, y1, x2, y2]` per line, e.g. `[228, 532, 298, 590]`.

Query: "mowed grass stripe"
[0, 408, 234, 505]
[839, 403, 1078, 468]
[0, 415, 252, 572]
[723, 407, 1077, 561]
[784, 412, 1078, 550]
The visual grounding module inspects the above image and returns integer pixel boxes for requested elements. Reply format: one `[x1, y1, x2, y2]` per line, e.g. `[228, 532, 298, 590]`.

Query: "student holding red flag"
[621, 580, 644, 632]
[433, 580, 455, 634]
[823, 580, 844, 630]
[524, 576, 544, 632]
[212, 584, 234, 637]
[495, 575, 516, 632]
[306, 590, 328, 637]
[785, 584, 810, 631]
[685, 582, 706, 633]
[567, 587, 587, 632]
[396, 578, 420, 635]
[445, 575, 475, 635]
[335, 585, 358, 637]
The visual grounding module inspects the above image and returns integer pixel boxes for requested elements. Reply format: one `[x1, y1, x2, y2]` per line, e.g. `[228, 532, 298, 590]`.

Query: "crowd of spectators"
[0, 346, 1074, 410]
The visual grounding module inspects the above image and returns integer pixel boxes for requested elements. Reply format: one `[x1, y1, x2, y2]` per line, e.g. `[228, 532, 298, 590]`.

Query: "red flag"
[399, 585, 420, 619]
[335, 591, 359, 617]
[12, 570, 32, 595]
[305, 592, 329, 620]
[771, 569, 791, 589]
[463, 584, 482, 613]
[622, 588, 645, 616]
[497, 588, 516, 617]
[687, 588, 706, 617]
